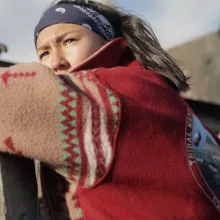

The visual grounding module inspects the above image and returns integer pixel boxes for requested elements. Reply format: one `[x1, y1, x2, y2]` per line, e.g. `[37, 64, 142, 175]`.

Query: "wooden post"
[0, 154, 38, 220]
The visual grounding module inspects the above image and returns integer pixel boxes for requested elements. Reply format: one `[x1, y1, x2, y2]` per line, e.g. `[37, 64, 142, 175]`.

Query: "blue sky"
[0, 0, 220, 63]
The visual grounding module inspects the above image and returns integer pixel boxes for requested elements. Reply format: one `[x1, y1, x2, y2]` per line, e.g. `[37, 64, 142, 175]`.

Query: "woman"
[0, 0, 220, 219]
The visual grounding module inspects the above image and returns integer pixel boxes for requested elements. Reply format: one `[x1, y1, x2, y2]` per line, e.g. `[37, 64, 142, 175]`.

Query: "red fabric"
[68, 39, 220, 219]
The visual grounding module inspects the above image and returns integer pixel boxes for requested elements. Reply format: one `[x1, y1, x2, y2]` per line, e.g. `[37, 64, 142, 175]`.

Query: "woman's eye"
[63, 38, 76, 45]
[40, 51, 49, 59]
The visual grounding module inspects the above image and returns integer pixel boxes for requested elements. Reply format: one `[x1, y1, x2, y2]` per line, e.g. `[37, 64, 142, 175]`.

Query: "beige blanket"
[0, 62, 119, 219]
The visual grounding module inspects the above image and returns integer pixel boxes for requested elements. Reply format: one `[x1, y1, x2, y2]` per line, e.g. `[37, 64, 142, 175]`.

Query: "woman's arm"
[0, 63, 64, 168]
[0, 62, 119, 186]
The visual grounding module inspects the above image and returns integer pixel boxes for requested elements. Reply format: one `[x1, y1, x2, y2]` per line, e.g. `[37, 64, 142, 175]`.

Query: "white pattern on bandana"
[72, 5, 115, 41]
[55, 7, 66, 14]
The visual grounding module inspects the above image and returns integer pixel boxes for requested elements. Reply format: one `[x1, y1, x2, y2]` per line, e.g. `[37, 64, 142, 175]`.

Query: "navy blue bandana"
[34, 4, 116, 45]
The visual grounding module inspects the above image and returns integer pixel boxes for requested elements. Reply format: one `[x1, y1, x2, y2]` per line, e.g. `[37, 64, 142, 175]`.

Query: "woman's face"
[36, 23, 106, 74]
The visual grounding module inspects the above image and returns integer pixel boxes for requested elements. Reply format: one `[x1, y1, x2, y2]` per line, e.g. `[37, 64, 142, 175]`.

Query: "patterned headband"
[34, 4, 116, 45]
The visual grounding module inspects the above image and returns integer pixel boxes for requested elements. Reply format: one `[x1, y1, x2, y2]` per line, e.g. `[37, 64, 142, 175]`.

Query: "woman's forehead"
[36, 23, 83, 48]
[39, 23, 83, 38]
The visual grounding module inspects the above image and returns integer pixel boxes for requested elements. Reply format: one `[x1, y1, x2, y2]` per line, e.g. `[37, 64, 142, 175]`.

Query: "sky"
[0, 0, 220, 63]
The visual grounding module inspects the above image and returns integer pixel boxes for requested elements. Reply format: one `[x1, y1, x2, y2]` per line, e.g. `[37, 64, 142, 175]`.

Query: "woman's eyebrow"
[37, 31, 79, 52]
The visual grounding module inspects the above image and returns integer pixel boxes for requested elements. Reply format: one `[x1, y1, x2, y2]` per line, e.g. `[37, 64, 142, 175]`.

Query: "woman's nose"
[51, 49, 70, 73]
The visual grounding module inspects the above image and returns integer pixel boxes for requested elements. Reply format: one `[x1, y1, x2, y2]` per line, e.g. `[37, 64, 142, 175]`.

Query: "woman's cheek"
[66, 46, 87, 64]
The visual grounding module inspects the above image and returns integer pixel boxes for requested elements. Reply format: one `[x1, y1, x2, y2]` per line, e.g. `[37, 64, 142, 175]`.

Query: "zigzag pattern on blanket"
[59, 78, 83, 219]
[69, 69, 120, 186]
[59, 79, 82, 182]
[55, 70, 120, 220]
